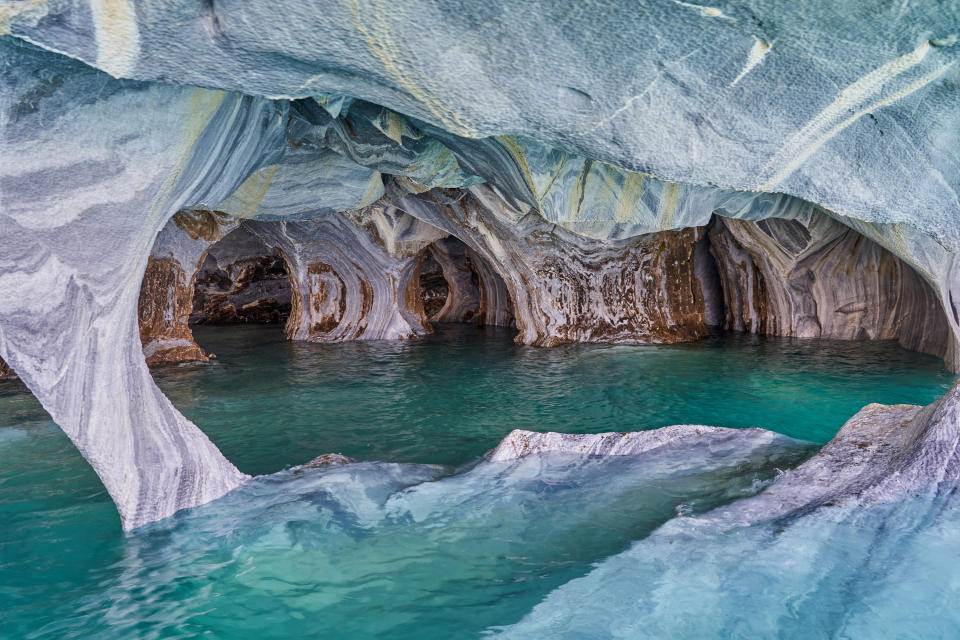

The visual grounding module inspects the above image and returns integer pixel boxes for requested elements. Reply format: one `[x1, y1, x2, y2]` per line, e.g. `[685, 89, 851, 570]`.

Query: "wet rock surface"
[710, 211, 951, 358]
[3, 2, 960, 531]
[191, 227, 292, 326]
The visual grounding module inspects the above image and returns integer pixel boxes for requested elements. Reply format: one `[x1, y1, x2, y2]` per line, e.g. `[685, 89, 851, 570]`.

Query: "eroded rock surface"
[488, 426, 764, 462]
[139, 210, 241, 365]
[0, 358, 15, 381]
[248, 207, 446, 342]
[423, 237, 514, 326]
[3, 1, 960, 531]
[191, 226, 291, 326]
[0, 41, 284, 529]
[710, 210, 952, 358]
[395, 186, 711, 345]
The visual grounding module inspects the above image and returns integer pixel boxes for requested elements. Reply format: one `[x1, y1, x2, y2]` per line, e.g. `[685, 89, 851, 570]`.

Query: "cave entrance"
[190, 226, 292, 327]
[698, 212, 951, 360]
[418, 236, 515, 329]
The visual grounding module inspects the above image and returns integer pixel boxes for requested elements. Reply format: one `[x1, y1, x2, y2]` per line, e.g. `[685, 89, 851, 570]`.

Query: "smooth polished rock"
[3, 1, 960, 531]
[0, 39, 286, 529]
[247, 207, 446, 342]
[487, 425, 761, 462]
[710, 210, 952, 358]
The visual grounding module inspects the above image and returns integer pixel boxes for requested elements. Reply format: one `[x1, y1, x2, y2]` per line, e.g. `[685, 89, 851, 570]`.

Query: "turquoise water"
[0, 325, 956, 638]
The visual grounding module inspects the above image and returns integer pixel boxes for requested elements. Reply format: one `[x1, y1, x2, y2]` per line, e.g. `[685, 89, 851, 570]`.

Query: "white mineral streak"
[730, 37, 770, 87]
[91, 0, 140, 78]
[487, 425, 768, 462]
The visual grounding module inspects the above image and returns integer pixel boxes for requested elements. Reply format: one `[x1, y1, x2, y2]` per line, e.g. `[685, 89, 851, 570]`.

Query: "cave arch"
[417, 236, 516, 329]
[704, 210, 952, 360]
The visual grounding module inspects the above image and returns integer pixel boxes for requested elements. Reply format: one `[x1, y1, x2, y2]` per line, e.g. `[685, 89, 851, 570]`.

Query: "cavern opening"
[417, 236, 516, 330]
[191, 227, 292, 327]
[9, 8, 960, 635]
[698, 212, 951, 360]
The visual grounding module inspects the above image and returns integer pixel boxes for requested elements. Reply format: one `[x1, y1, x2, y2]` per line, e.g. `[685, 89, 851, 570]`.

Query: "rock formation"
[422, 237, 514, 326]
[190, 227, 291, 326]
[423, 238, 483, 324]
[394, 186, 712, 346]
[488, 426, 768, 462]
[139, 210, 241, 365]
[0, 41, 284, 529]
[710, 211, 951, 358]
[2, 2, 960, 529]
[247, 207, 446, 342]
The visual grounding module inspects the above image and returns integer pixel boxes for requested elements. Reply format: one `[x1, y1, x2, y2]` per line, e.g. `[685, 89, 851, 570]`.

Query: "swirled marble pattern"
[3, 1, 960, 528]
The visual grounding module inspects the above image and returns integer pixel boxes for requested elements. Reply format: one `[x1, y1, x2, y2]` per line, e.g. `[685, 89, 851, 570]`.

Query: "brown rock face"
[709, 212, 951, 358]
[0, 357, 15, 380]
[393, 185, 710, 346]
[137, 210, 244, 366]
[191, 247, 291, 326]
[138, 256, 210, 366]
[132, 192, 952, 368]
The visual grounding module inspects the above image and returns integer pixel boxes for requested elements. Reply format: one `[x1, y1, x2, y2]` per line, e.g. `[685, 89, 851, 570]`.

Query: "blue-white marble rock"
[3, 1, 960, 529]
[0, 39, 285, 529]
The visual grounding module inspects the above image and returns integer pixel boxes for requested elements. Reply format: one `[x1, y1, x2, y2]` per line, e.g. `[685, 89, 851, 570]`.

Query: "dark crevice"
[190, 226, 292, 326]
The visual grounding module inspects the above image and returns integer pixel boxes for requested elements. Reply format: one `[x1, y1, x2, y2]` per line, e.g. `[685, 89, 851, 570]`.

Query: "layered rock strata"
[418, 252, 450, 319]
[191, 227, 291, 326]
[488, 426, 762, 462]
[424, 237, 514, 326]
[0, 42, 289, 529]
[394, 186, 712, 346]
[424, 238, 483, 323]
[248, 207, 446, 342]
[138, 210, 241, 365]
[3, 0, 960, 532]
[710, 211, 951, 358]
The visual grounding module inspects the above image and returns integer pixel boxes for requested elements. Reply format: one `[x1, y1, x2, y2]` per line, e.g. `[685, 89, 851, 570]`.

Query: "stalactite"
[709, 212, 951, 358]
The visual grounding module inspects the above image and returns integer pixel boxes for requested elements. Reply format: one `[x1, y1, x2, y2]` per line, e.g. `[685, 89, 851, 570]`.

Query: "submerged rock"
[294, 453, 358, 472]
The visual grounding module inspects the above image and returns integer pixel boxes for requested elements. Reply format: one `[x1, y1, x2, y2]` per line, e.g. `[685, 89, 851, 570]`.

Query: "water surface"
[0, 326, 955, 638]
